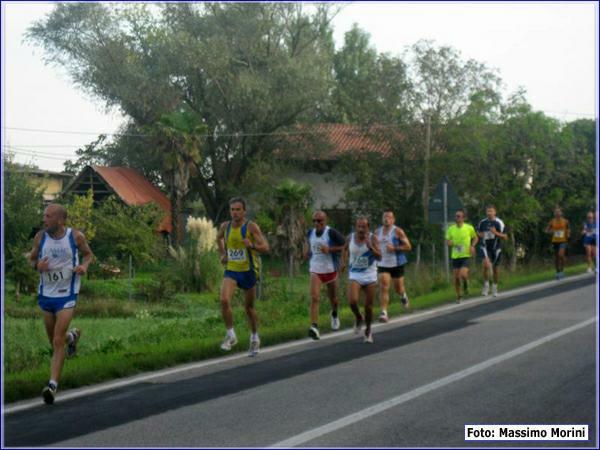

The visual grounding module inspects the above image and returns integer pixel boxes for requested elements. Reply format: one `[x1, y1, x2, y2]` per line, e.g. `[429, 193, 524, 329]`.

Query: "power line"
[4, 110, 596, 139]
[6, 147, 76, 160]
[7, 146, 77, 157]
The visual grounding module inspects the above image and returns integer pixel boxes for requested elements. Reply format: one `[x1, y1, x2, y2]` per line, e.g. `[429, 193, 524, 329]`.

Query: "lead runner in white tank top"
[38, 228, 81, 300]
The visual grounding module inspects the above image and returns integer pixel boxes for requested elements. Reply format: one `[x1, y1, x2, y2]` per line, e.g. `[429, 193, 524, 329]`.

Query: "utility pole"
[422, 115, 431, 223]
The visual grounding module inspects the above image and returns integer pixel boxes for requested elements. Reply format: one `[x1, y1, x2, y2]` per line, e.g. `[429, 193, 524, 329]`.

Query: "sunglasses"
[313, 219, 324, 223]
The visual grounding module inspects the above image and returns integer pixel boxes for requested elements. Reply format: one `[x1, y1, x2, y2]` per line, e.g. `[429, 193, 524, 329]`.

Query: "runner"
[341, 216, 381, 343]
[29, 203, 94, 405]
[581, 210, 597, 273]
[376, 209, 412, 322]
[303, 211, 346, 340]
[216, 197, 269, 356]
[545, 207, 570, 280]
[477, 205, 507, 297]
[446, 209, 478, 303]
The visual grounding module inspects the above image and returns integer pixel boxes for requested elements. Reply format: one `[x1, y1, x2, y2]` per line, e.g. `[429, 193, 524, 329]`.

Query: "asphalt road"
[4, 275, 597, 448]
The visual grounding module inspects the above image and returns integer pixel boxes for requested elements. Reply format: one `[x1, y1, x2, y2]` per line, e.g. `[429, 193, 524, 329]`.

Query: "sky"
[1, 1, 598, 173]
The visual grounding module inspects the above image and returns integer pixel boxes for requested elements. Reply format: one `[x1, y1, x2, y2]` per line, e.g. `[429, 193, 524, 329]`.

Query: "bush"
[167, 216, 222, 293]
[3, 159, 45, 298]
[92, 197, 165, 266]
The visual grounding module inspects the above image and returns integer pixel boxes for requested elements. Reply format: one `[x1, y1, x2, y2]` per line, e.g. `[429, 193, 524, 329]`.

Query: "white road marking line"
[270, 316, 597, 448]
[4, 273, 593, 414]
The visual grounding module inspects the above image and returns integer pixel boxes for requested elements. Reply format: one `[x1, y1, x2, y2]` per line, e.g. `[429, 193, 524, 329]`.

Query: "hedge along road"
[4, 273, 596, 447]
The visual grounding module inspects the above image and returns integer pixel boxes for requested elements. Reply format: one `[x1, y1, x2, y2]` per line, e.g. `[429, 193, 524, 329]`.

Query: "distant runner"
[342, 216, 381, 343]
[446, 209, 478, 303]
[477, 205, 507, 297]
[217, 197, 269, 356]
[545, 207, 570, 280]
[304, 211, 345, 340]
[581, 211, 597, 273]
[376, 209, 412, 322]
[29, 203, 94, 405]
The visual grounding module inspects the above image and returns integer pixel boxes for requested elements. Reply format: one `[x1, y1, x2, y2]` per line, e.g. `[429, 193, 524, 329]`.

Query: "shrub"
[167, 216, 222, 293]
[3, 158, 44, 298]
[93, 197, 165, 266]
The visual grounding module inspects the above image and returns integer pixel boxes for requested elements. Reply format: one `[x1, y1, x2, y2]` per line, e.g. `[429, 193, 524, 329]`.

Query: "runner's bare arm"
[370, 234, 382, 260]
[340, 238, 350, 273]
[247, 222, 269, 254]
[303, 238, 310, 261]
[29, 230, 45, 270]
[396, 228, 412, 251]
[73, 230, 94, 275]
[217, 222, 228, 263]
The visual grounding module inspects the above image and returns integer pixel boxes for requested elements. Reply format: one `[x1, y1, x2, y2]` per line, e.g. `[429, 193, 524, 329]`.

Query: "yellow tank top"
[225, 221, 259, 274]
[549, 218, 569, 243]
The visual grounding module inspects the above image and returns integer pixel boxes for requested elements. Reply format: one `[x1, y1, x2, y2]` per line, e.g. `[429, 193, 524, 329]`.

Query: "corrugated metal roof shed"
[63, 166, 172, 233]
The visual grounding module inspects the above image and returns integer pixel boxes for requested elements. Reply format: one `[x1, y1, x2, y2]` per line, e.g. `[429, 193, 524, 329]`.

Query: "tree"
[271, 179, 312, 280]
[65, 189, 96, 242]
[404, 40, 502, 224]
[28, 3, 338, 224]
[330, 24, 411, 124]
[149, 109, 205, 245]
[3, 157, 44, 297]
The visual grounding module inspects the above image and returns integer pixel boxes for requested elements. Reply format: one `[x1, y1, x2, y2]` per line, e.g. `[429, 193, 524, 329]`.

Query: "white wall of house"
[287, 170, 350, 209]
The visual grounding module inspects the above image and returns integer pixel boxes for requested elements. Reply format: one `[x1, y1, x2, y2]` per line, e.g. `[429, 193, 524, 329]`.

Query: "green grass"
[3, 261, 591, 403]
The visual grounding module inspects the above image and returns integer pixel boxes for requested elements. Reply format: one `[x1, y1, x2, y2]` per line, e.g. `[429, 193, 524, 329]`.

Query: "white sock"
[227, 328, 236, 339]
[251, 332, 259, 342]
[483, 281, 489, 287]
[67, 331, 74, 344]
[493, 283, 498, 289]
[49, 379, 58, 389]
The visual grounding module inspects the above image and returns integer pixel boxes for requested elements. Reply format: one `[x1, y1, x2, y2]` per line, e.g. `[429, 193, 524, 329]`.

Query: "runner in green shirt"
[446, 209, 478, 303]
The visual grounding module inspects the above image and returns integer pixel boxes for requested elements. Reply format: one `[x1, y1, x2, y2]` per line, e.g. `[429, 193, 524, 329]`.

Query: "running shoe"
[492, 284, 498, 297]
[353, 317, 363, 334]
[330, 313, 340, 331]
[42, 382, 57, 405]
[587, 267, 593, 274]
[308, 326, 320, 340]
[220, 334, 238, 351]
[363, 332, 374, 344]
[66, 328, 81, 358]
[248, 338, 260, 357]
[378, 311, 389, 323]
[401, 293, 410, 309]
[481, 282, 489, 296]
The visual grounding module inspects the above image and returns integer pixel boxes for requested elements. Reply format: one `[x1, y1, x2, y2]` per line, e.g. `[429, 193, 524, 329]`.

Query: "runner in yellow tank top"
[216, 197, 269, 356]
[545, 207, 570, 279]
[224, 222, 259, 275]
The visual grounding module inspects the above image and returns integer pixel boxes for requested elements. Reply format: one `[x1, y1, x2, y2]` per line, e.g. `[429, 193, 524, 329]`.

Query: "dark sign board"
[428, 176, 463, 225]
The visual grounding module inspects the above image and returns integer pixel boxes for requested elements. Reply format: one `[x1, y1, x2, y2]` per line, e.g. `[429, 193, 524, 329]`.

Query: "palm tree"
[152, 109, 205, 246]
[273, 179, 312, 284]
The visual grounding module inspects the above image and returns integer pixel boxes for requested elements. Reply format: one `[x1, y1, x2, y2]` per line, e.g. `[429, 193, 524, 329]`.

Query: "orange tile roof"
[93, 166, 172, 233]
[278, 123, 402, 159]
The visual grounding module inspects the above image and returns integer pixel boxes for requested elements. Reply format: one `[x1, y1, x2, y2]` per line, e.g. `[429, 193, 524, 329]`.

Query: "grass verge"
[4, 262, 591, 403]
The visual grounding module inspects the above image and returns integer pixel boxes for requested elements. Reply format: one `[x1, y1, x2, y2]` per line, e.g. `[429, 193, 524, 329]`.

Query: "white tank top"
[349, 232, 377, 276]
[38, 228, 80, 299]
[309, 226, 337, 274]
[377, 225, 408, 268]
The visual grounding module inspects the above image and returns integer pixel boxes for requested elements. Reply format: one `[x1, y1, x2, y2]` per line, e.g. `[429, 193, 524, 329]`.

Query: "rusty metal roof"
[92, 166, 172, 233]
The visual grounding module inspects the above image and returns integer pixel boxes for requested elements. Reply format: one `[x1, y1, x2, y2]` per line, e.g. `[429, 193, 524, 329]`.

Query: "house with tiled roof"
[275, 123, 402, 231]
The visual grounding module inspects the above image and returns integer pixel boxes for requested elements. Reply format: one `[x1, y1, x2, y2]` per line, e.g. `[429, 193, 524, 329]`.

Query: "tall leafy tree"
[28, 2, 338, 225]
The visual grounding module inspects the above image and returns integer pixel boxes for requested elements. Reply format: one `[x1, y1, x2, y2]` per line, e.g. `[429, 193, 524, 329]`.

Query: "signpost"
[428, 176, 463, 281]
